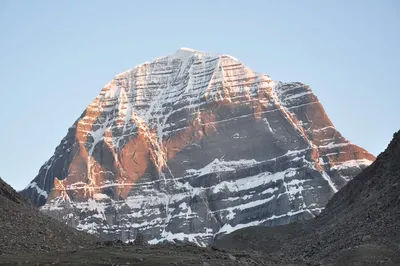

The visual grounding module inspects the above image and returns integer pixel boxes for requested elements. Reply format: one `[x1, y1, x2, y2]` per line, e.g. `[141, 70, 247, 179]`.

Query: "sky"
[0, 0, 399, 190]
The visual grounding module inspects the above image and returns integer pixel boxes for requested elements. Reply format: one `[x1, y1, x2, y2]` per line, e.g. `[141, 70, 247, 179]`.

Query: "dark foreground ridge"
[0, 177, 95, 256]
[0, 130, 399, 265]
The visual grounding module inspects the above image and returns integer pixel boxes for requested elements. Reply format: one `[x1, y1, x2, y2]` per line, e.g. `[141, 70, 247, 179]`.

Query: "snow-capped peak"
[178, 47, 199, 53]
[22, 48, 375, 247]
[168, 47, 209, 61]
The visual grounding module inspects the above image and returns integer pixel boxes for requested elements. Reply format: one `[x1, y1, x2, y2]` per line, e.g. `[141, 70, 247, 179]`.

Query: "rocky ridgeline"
[0, 177, 95, 255]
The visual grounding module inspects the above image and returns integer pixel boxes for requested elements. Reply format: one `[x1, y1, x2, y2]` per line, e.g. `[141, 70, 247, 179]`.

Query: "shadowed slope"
[0, 177, 96, 255]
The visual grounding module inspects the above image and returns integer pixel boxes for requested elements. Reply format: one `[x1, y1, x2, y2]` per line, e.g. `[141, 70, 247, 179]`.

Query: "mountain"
[21, 48, 375, 246]
[216, 129, 400, 265]
[0, 176, 94, 255]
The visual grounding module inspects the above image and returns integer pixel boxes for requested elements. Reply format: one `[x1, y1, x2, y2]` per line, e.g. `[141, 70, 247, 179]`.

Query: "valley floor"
[1, 241, 399, 266]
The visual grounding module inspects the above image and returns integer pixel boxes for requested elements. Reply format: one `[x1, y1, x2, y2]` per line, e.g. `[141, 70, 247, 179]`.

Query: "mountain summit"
[21, 49, 375, 245]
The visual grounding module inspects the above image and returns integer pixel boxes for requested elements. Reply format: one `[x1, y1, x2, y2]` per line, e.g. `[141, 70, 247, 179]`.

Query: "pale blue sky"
[0, 0, 399, 190]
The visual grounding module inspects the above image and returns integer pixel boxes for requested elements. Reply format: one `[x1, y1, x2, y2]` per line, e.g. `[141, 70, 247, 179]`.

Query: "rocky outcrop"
[21, 48, 374, 246]
[0, 176, 26, 205]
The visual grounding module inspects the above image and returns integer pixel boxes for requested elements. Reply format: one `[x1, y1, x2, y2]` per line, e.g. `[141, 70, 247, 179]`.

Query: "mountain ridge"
[21, 48, 375, 245]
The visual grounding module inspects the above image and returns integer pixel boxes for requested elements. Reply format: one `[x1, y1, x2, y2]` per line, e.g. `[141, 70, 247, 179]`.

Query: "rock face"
[216, 130, 400, 264]
[21, 48, 374, 246]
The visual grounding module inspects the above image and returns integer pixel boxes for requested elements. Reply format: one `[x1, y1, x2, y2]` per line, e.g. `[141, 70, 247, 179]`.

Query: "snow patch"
[149, 232, 211, 247]
[319, 142, 351, 149]
[93, 193, 110, 201]
[321, 171, 338, 193]
[179, 47, 199, 53]
[212, 168, 300, 194]
[216, 209, 308, 236]
[217, 195, 276, 220]
[186, 159, 262, 177]
[331, 159, 373, 170]
[27, 182, 48, 198]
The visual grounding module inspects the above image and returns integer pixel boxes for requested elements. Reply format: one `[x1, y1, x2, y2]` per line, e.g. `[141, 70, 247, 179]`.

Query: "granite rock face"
[21, 48, 375, 246]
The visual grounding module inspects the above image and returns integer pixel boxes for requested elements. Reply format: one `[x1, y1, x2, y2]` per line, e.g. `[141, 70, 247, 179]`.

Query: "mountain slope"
[21, 48, 374, 246]
[298, 129, 400, 261]
[0, 177, 95, 255]
[216, 130, 400, 264]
